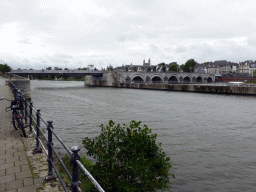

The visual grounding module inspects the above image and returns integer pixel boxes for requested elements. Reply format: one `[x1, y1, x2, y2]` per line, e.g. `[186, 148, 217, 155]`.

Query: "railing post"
[46, 121, 56, 181]
[33, 109, 42, 153]
[24, 97, 27, 125]
[29, 102, 33, 135]
[70, 146, 81, 192]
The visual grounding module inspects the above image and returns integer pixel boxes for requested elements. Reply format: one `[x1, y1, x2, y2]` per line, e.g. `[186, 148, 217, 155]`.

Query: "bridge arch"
[131, 75, 144, 83]
[151, 75, 163, 83]
[168, 76, 178, 84]
[183, 76, 191, 83]
[196, 76, 203, 83]
[207, 77, 213, 83]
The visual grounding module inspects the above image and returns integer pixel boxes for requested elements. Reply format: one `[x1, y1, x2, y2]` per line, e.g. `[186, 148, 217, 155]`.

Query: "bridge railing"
[7, 81, 105, 192]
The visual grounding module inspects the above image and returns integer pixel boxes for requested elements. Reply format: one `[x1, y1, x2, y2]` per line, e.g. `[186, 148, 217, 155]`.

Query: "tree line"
[0, 64, 12, 74]
[157, 59, 198, 72]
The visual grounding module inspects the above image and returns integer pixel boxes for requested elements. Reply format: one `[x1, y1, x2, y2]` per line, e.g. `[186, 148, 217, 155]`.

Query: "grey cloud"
[150, 44, 161, 54]
[18, 37, 33, 44]
[175, 46, 187, 53]
[247, 35, 256, 47]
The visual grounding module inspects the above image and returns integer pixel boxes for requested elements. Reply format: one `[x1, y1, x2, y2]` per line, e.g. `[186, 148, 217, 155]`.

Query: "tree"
[0, 64, 12, 74]
[107, 65, 113, 71]
[169, 63, 179, 72]
[158, 62, 166, 72]
[253, 70, 256, 78]
[54, 67, 62, 70]
[147, 66, 151, 72]
[83, 120, 174, 192]
[78, 67, 87, 70]
[182, 59, 198, 72]
[153, 66, 156, 72]
[46, 67, 52, 70]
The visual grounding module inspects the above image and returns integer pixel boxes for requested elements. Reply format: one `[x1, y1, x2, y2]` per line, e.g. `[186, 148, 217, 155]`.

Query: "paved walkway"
[0, 76, 65, 192]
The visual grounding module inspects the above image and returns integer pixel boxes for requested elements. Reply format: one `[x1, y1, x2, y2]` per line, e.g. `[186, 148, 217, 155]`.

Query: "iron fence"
[8, 81, 105, 192]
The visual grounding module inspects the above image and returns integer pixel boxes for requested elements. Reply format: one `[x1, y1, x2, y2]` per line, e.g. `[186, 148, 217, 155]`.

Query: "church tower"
[143, 58, 151, 66]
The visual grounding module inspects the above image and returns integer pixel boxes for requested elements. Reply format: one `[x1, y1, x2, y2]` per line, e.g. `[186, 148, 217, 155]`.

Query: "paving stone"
[0, 163, 14, 171]
[0, 174, 15, 184]
[14, 152, 26, 157]
[6, 148, 17, 154]
[0, 170, 5, 176]
[2, 146, 13, 151]
[0, 159, 5, 165]
[34, 178, 43, 189]
[5, 179, 23, 191]
[17, 147, 24, 152]
[0, 141, 6, 147]
[6, 166, 21, 175]
[0, 154, 13, 160]
[18, 185, 37, 192]
[23, 178, 33, 187]
[0, 150, 5, 155]
[16, 171, 32, 180]
[0, 183, 4, 192]
[21, 165, 30, 172]
[19, 155, 27, 161]
[5, 190, 16, 192]
[6, 157, 19, 163]
[14, 160, 28, 167]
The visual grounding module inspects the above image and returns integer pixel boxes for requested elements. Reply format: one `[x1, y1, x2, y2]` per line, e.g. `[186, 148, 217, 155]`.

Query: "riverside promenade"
[0, 76, 64, 192]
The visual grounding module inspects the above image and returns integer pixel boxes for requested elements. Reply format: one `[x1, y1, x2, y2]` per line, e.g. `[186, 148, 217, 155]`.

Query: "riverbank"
[0, 76, 64, 191]
[107, 83, 256, 95]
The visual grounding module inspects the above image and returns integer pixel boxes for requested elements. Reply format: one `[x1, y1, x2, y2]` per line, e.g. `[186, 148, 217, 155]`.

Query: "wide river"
[30, 80, 256, 192]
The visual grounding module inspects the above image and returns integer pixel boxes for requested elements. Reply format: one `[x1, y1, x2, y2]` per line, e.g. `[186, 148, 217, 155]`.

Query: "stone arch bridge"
[117, 72, 215, 84]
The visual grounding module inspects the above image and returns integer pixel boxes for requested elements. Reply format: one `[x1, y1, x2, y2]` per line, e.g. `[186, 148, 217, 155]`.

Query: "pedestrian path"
[0, 76, 65, 192]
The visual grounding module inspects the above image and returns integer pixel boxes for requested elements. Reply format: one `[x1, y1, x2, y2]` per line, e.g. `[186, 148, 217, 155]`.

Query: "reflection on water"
[30, 80, 256, 192]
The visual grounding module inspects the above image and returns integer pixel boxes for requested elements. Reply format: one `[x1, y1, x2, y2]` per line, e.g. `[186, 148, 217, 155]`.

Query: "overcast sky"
[1, 0, 256, 70]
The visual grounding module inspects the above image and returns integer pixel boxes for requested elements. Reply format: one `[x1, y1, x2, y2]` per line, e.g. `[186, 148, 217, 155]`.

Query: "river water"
[30, 80, 256, 192]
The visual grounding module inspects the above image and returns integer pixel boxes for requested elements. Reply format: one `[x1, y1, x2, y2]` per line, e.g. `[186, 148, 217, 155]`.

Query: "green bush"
[0, 64, 12, 74]
[83, 120, 174, 192]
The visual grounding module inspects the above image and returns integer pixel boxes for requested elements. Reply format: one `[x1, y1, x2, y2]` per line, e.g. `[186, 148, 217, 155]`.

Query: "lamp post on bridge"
[43, 61, 47, 70]
[23, 59, 29, 70]
[65, 61, 69, 70]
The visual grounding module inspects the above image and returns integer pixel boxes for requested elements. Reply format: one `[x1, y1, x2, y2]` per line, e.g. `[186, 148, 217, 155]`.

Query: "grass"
[57, 154, 97, 191]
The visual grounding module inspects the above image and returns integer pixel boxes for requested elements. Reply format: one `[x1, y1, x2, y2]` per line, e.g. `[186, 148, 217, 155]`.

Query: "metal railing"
[8, 81, 105, 192]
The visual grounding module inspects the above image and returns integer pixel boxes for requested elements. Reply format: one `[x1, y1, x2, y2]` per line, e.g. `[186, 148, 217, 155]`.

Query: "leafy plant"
[169, 63, 179, 72]
[83, 120, 174, 192]
[182, 59, 198, 72]
[0, 64, 12, 74]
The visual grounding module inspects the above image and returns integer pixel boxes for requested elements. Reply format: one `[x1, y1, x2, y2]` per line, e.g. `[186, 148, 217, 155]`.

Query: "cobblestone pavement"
[0, 76, 67, 192]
